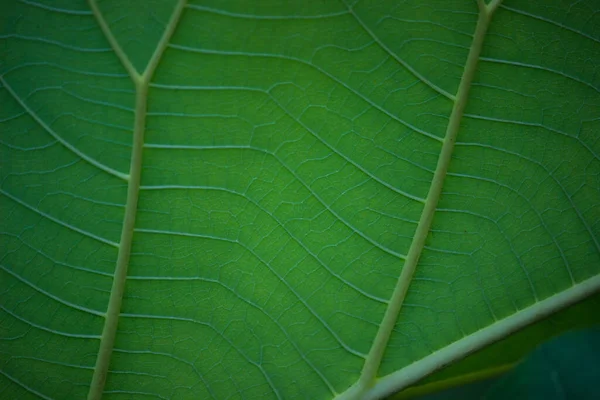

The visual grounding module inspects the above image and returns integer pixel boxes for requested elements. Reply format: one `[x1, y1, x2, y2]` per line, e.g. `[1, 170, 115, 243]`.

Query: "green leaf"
[1, 0, 599, 399]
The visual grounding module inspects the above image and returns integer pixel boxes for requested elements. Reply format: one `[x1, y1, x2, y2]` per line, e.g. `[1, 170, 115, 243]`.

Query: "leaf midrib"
[86, 1, 187, 399]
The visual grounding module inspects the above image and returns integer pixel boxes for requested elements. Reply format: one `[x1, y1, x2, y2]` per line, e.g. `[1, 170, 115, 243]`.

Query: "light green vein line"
[86, 1, 187, 399]
[499, 4, 600, 44]
[2, 232, 114, 277]
[107, 370, 167, 379]
[478, 57, 600, 94]
[86, 0, 140, 81]
[346, 5, 455, 101]
[187, 3, 349, 20]
[0, 265, 105, 317]
[19, 0, 93, 16]
[143, 1, 186, 83]
[461, 114, 600, 161]
[135, 227, 237, 242]
[8, 357, 95, 371]
[2, 61, 129, 79]
[337, 2, 501, 399]
[1, 305, 101, 339]
[0, 189, 119, 247]
[0, 76, 129, 181]
[102, 391, 168, 400]
[0, 370, 53, 400]
[0, 34, 110, 52]
[367, 275, 600, 400]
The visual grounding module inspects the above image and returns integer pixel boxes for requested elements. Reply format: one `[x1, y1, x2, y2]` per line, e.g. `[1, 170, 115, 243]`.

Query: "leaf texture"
[1, 0, 599, 399]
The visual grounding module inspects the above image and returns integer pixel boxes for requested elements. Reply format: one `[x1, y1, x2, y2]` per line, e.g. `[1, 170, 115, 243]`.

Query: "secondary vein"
[345, 1, 503, 397]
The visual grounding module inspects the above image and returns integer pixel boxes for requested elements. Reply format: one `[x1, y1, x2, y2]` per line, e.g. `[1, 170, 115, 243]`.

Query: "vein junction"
[86, 1, 188, 399]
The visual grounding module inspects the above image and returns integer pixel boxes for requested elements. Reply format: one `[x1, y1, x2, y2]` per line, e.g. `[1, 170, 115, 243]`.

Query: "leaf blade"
[1, 0, 599, 399]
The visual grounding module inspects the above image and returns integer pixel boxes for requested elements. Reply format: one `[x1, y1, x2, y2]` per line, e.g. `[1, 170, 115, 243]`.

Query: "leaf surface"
[1, 0, 599, 399]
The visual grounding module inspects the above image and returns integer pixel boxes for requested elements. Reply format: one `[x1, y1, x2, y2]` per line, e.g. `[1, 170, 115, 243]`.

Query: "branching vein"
[86, 1, 188, 399]
[337, 2, 503, 398]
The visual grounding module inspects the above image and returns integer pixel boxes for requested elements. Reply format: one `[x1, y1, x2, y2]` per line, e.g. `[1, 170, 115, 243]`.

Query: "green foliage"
[1, 0, 599, 399]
